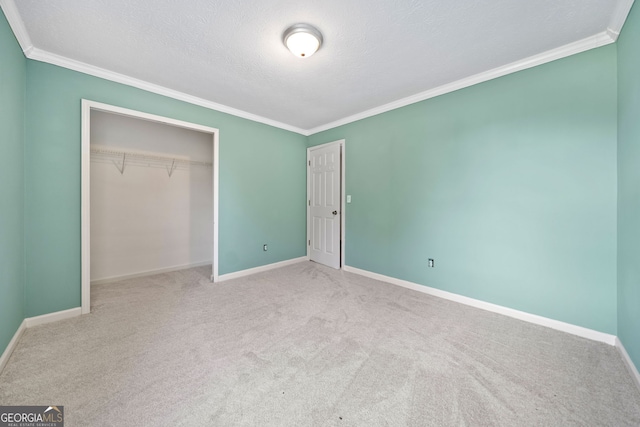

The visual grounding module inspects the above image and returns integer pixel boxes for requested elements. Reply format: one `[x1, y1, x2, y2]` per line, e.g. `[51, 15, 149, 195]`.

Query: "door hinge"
[308, 160, 311, 166]
[308, 200, 310, 206]
[308, 240, 310, 246]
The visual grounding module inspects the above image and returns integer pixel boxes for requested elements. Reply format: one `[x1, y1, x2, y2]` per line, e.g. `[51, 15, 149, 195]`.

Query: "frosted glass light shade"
[283, 24, 323, 58]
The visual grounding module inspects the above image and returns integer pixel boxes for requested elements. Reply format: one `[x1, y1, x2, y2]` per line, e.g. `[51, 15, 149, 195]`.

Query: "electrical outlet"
[428, 258, 434, 268]
[263, 244, 268, 251]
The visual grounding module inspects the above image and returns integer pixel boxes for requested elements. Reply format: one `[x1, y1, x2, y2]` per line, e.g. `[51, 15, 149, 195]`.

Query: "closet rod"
[90, 147, 213, 167]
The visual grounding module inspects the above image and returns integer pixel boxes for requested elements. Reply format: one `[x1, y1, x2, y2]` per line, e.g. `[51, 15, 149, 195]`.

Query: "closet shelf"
[90, 147, 212, 176]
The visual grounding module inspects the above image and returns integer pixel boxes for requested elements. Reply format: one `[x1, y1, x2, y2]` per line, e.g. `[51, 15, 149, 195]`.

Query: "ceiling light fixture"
[283, 23, 323, 58]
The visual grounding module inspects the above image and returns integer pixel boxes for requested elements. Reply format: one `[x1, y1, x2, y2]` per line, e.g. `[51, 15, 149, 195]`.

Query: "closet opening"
[80, 100, 219, 314]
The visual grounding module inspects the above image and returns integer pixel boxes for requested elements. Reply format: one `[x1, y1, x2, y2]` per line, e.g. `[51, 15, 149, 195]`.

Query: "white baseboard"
[616, 337, 640, 391]
[90, 261, 212, 285]
[1, 307, 82, 375]
[24, 307, 82, 328]
[0, 320, 26, 375]
[217, 257, 307, 282]
[2, 258, 304, 374]
[343, 265, 617, 346]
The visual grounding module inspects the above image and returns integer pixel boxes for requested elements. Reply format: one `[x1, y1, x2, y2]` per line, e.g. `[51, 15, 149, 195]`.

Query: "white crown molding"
[217, 256, 307, 282]
[343, 265, 617, 346]
[0, 0, 33, 53]
[307, 31, 615, 135]
[27, 48, 308, 135]
[608, 0, 636, 41]
[616, 337, 640, 392]
[0, 0, 307, 136]
[2, 0, 629, 137]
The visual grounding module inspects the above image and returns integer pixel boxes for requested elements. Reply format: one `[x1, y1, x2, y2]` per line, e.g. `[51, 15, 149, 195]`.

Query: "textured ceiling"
[8, 0, 631, 132]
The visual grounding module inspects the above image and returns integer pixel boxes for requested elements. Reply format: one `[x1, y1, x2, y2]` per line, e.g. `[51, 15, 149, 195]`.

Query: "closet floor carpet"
[1, 262, 639, 426]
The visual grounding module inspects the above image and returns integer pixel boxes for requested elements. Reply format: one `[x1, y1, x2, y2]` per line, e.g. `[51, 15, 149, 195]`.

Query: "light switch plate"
[347, 195, 352, 203]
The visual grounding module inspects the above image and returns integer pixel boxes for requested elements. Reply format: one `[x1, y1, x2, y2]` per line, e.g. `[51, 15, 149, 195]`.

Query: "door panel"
[312, 216, 322, 251]
[325, 218, 335, 254]
[308, 143, 341, 269]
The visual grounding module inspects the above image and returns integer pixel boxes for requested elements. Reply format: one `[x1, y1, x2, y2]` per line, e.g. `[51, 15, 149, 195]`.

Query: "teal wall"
[618, 3, 640, 370]
[24, 61, 307, 317]
[0, 10, 26, 353]
[309, 45, 619, 334]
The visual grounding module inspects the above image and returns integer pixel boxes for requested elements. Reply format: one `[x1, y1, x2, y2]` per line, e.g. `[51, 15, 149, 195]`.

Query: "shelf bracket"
[166, 159, 177, 177]
[112, 153, 126, 175]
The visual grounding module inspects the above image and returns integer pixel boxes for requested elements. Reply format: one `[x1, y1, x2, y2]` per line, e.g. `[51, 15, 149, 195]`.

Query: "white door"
[308, 143, 341, 269]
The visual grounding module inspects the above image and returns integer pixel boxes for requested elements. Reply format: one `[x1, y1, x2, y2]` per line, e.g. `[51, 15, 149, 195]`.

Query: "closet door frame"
[80, 99, 220, 314]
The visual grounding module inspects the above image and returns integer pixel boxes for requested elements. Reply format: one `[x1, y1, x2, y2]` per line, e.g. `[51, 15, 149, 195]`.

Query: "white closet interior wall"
[90, 110, 213, 282]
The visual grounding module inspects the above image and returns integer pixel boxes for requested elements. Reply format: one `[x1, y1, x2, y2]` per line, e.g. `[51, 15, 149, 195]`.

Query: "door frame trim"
[81, 99, 220, 314]
[306, 139, 346, 268]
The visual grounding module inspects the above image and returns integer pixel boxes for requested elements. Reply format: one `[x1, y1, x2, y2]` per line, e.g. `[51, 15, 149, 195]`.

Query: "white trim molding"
[0, 320, 26, 375]
[217, 257, 307, 282]
[306, 139, 347, 269]
[81, 99, 220, 314]
[608, 0, 636, 41]
[616, 337, 640, 391]
[343, 265, 617, 346]
[24, 307, 82, 328]
[0, 0, 306, 135]
[29, 49, 307, 135]
[0, 0, 305, 136]
[307, 31, 616, 135]
[1, 308, 82, 374]
[0, 0, 33, 54]
[212, 129, 220, 283]
[3, 0, 635, 137]
[90, 261, 213, 286]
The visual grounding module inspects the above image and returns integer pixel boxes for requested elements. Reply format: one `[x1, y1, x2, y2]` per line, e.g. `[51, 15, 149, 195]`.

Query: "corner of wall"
[0, 2, 27, 359]
[615, 0, 640, 376]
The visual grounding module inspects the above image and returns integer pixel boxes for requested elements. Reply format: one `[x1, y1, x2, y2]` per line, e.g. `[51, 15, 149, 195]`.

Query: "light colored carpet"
[1, 261, 639, 426]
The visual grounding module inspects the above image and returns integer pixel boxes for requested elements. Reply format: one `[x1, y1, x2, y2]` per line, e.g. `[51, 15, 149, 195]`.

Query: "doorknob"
[332, 210, 338, 215]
